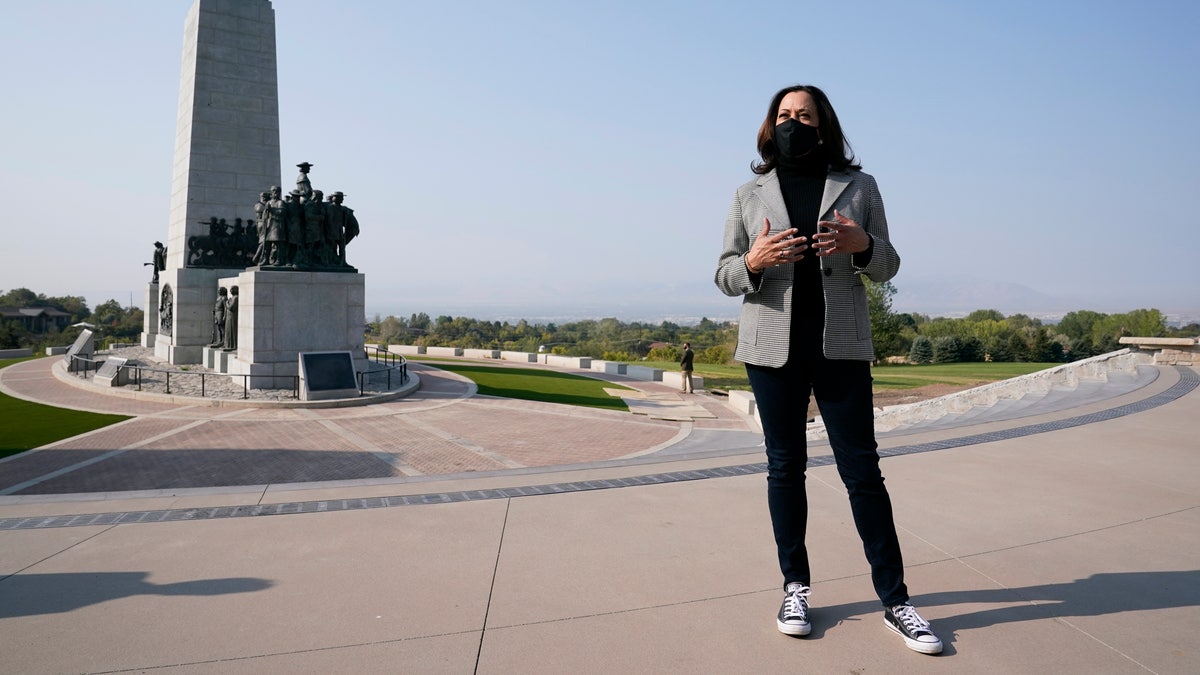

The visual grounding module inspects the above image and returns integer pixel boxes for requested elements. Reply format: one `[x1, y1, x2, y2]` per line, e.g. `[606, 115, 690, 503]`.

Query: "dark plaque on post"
[298, 351, 359, 401]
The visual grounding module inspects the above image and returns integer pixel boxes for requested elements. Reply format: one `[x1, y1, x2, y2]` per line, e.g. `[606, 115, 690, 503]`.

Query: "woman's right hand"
[745, 218, 806, 274]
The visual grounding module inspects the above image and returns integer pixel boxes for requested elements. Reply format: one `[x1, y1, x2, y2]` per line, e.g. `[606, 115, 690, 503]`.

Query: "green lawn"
[869, 362, 1059, 389]
[0, 356, 131, 458]
[636, 360, 1058, 391]
[416, 360, 634, 411]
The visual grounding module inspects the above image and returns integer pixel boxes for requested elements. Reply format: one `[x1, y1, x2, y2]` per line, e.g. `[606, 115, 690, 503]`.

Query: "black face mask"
[774, 118, 822, 161]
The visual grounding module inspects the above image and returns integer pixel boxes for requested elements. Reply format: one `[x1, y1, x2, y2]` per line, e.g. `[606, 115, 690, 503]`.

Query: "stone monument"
[147, 0, 282, 365]
[142, 0, 366, 390]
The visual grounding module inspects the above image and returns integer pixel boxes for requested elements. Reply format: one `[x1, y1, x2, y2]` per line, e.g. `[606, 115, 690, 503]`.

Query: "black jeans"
[747, 356, 909, 607]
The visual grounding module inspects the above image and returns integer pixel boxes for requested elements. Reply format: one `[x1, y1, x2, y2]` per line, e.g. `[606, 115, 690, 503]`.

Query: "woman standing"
[714, 84, 941, 655]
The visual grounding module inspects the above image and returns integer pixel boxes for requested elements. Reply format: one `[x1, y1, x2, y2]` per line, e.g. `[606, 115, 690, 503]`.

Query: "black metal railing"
[359, 346, 408, 394]
[68, 354, 103, 377]
[71, 349, 414, 400]
[70, 354, 299, 399]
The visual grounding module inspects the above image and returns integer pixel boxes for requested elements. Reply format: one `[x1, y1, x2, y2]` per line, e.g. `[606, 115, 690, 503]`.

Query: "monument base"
[155, 341, 206, 365]
[225, 269, 367, 389]
[153, 267, 244, 365]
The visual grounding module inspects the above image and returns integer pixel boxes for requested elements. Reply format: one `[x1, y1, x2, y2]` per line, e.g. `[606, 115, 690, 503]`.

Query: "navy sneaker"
[776, 582, 811, 636]
[884, 603, 942, 654]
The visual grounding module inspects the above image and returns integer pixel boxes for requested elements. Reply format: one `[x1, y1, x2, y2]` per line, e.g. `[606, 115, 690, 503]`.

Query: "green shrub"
[647, 346, 679, 361]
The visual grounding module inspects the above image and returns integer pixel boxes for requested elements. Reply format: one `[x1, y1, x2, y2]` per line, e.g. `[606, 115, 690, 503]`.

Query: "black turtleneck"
[776, 154, 827, 356]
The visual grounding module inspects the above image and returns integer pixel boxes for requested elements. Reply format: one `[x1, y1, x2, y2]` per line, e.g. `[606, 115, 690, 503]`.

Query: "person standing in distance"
[713, 84, 941, 655]
[679, 342, 695, 394]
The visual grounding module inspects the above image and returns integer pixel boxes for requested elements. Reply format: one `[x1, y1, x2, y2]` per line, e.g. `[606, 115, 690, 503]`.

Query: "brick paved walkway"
[0, 357, 756, 496]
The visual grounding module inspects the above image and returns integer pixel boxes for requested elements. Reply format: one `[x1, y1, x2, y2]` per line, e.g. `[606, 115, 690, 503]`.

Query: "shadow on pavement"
[0, 572, 274, 618]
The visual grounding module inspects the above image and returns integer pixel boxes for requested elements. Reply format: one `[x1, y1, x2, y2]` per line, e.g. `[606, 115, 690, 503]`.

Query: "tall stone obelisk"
[153, 0, 281, 364]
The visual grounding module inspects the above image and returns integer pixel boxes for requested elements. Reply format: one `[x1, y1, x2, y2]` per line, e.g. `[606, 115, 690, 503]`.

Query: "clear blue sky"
[2, 0, 1197, 323]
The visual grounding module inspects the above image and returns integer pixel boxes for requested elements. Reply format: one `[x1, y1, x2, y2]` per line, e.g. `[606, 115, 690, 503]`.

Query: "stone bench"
[426, 346, 464, 357]
[501, 351, 538, 363]
[542, 354, 591, 369]
[726, 389, 757, 416]
[388, 345, 426, 356]
[625, 365, 663, 382]
[589, 360, 627, 375]
[1, 348, 34, 359]
[1120, 336, 1198, 366]
[660, 371, 705, 391]
[463, 349, 501, 359]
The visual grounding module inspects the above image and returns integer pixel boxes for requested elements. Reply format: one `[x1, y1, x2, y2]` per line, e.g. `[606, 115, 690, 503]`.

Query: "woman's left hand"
[812, 209, 869, 256]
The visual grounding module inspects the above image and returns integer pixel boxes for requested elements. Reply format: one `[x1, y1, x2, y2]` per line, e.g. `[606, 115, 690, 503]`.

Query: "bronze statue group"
[187, 163, 360, 271]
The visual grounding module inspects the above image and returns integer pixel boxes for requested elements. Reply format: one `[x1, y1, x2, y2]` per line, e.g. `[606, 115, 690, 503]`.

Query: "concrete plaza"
[0, 356, 1196, 673]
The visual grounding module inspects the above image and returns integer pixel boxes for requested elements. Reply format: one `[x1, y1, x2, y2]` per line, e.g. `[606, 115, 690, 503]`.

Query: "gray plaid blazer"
[714, 168, 900, 367]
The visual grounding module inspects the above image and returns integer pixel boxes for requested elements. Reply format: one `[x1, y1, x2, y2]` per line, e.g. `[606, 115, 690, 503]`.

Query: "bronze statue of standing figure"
[209, 287, 228, 347]
[222, 286, 239, 350]
[262, 186, 286, 266]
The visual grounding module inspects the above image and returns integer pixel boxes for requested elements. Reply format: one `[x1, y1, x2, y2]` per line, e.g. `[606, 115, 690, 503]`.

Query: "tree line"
[368, 313, 738, 364]
[865, 281, 1194, 363]
[5, 283, 1192, 365]
[368, 283, 1195, 365]
[0, 288, 144, 351]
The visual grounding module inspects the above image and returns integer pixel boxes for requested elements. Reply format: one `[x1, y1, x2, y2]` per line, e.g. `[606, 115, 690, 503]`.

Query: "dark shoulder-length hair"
[752, 84, 861, 175]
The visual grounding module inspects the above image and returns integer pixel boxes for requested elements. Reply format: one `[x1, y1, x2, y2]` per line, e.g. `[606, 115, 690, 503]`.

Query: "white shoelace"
[892, 604, 930, 632]
[784, 585, 810, 619]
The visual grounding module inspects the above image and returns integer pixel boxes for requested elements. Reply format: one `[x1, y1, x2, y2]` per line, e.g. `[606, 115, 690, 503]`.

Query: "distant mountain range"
[890, 277, 1198, 326]
[365, 276, 1199, 328]
[889, 277, 1081, 317]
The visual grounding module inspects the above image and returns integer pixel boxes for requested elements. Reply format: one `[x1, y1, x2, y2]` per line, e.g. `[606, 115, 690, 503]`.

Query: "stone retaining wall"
[718, 345, 1176, 438]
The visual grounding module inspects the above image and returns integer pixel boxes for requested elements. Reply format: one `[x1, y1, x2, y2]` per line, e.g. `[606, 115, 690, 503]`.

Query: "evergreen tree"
[986, 336, 1013, 362]
[908, 335, 934, 364]
[932, 335, 963, 363]
[959, 336, 985, 362]
[1008, 333, 1030, 362]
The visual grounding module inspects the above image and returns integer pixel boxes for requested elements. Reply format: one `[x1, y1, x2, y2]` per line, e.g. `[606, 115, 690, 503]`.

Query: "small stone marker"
[95, 357, 129, 387]
[64, 329, 95, 372]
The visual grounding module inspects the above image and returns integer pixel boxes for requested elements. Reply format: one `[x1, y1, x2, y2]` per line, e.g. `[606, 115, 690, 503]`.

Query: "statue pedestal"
[140, 282, 158, 348]
[225, 269, 366, 389]
[203, 346, 231, 372]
